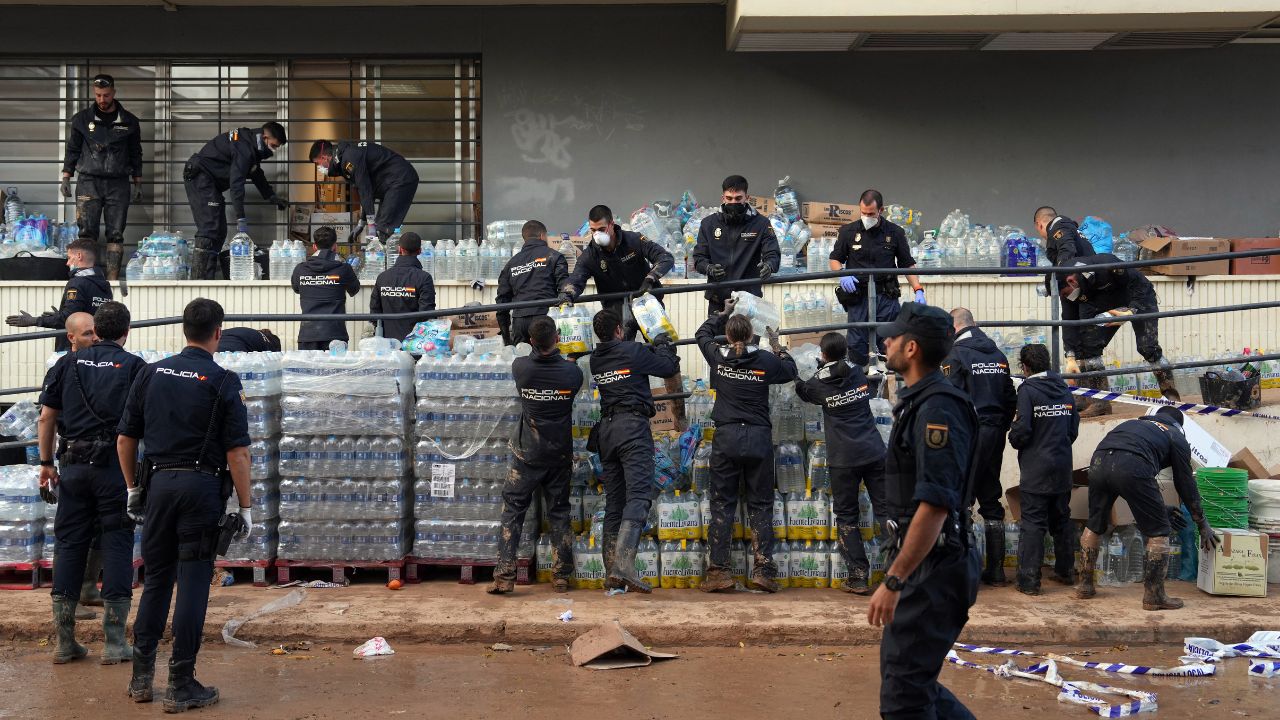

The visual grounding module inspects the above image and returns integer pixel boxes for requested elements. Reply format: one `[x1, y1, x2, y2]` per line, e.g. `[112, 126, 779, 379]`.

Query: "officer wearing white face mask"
[558, 204, 674, 340]
[829, 189, 923, 367]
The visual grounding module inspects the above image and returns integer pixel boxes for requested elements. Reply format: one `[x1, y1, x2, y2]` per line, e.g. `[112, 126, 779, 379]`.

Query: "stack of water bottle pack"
[124, 229, 191, 281]
[411, 347, 525, 562]
[0, 465, 45, 565]
[216, 352, 283, 562]
[277, 349, 415, 562]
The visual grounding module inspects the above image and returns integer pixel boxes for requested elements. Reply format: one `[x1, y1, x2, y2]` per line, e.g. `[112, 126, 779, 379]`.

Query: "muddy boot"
[1076, 546, 1099, 600]
[485, 577, 515, 595]
[1050, 569, 1078, 586]
[606, 521, 651, 594]
[1151, 358, 1181, 402]
[162, 657, 219, 714]
[129, 647, 156, 703]
[700, 566, 735, 593]
[842, 566, 873, 596]
[981, 521, 1007, 586]
[190, 247, 219, 281]
[51, 596, 88, 664]
[101, 600, 133, 665]
[75, 605, 98, 620]
[601, 531, 622, 590]
[1141, 539, 1184, 611]
[748, 567, 780, 594]
[105, 242, 124, 281]
[1015, 567, 1042, 596]
[1078, 357, 1113, 418]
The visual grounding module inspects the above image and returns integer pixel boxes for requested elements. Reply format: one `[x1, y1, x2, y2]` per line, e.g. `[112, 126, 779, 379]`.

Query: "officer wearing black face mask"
[183, 122, 288, 280]
[558, 204, 674, 340]
[291, 227, 361, 350]
[6, 239, 112, 353]
[496, 220, 569, 346]
[692, 175, 781, 315]
[309, 140, 420, 241]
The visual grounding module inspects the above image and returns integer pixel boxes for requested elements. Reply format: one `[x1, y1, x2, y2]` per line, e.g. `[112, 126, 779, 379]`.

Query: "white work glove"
[236, 506, 253, 541]
[126, 486, 145, 524]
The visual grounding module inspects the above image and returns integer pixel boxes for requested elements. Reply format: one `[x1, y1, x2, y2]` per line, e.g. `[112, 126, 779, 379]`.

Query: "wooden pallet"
[27, 558, 144, 590]
[215, 559, 277, 587]
[0, 561, 42, 590]
[273, 559, 403, 585]
[404, 556, 531, 585]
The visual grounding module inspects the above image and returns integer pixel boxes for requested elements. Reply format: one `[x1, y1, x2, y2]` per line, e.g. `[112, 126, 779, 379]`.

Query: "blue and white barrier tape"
[947, 650, 1157, 716]
[1067, 387, 1280, 422]
[954, 642, 1215, 677]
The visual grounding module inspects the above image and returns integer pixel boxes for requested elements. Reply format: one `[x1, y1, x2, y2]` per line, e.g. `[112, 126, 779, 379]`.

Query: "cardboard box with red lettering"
[1136, 235, 1230, 276]
[1229, 237, 1280, 275]
[802, 202, 859, 225]
[1198, 528, 1269, 597]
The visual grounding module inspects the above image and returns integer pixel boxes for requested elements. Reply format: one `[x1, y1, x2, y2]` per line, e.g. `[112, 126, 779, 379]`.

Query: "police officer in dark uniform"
[1032, 207, 1095, 377]
[695, 300, 797, 594]
[370, 231, 436, 343]
[60, 74, 143, 279]
[589, 309, 680, 593]
[216, 327, 282, 353]
[941, 307, 1016, 586]
[1064, 253, 1180, 413]
[794, 332, 886, 595]
[118, 298, 252, 712]
[184, 122, 288, 280]
[868, 303, 980, 720]
[830, 189, 924, 368]
[488, 316, 582, 595]
[1077, 407, 1218, 611]
[1008, 343, 1079, 595]
[6, 239, 113, 352]
[692, 175, 780, 315]
[36, 301, 146, 664]
[558, 204, 674, 340]
[309, 140, 420, 241]
[496, 220, 569, 346]
[291, 227, 361, 351]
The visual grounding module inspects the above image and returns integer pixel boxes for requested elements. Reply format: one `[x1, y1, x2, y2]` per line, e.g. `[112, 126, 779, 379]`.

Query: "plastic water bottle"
[558, 233, 579, 275]
[774, 176, 800, 224]
[1104, 532, 1125, 586]
[917, 231, 942, 269]
[419, 240, 435, 277]
[1168, 536, 1182, 580]
[1125, 530, 1145, 583]
[125, 253, 144, 281]
[229, 231, 254, 281]
[386, 227, 402, 261]
[4, 187, 24, 226]
[269, 239, 285, 280]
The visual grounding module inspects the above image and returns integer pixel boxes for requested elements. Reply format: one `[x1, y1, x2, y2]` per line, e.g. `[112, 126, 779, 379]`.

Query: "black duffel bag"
[0, 251, 68, 281]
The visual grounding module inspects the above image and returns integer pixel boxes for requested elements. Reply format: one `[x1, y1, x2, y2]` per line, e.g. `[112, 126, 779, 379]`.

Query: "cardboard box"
[451, 308, 499, 330]
[449, 326, 501, 350]
[809, 222, 843, 241]
[785, 331, 828, 349]
[748, 196, 775, 216]
[1198, 528, 1269, 597]
[650, 399, 679, 433]
[1230, 447, 1271, 480]
[802, 202, 859, 225]
[1229, 237, 1280, 275]
[1068, 485, 1091, 521]
[1136, 235, 1231, 276]
[309, 210, 358, 245]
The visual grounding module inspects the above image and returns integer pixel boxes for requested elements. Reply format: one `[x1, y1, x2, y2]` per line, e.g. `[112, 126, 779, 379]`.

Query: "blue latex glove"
[839, 276, 858, 293]
[914, 288, 926, 304]
[236, 217, 249, 234]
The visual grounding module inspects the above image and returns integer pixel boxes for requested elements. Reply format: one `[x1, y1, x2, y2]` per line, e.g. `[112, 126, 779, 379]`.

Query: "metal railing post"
[866, 274, 877, 360]
[1049, 273, 1060, 373]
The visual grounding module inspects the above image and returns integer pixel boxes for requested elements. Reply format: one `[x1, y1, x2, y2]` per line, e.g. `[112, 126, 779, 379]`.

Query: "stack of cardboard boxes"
[450, 308, 502, 350]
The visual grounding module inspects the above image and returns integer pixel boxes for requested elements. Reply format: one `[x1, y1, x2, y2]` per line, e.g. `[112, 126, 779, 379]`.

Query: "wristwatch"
[39, 459, 55, 467]
[884, 574, 905, 592]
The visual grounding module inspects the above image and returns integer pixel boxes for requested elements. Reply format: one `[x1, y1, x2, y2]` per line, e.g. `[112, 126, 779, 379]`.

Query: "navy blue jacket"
[942, 326, 1016, 428]
[371, 254, 436, 342]
[692, 209, 780, 303]
[191, 127, 277, 219]
[564, 228, 673, 297]
[291, 249, 361, 344]
[795, 359, 886, 467]
[1096, 416, 1199, 511]
[1008, 371, 1079, 494]
[40, 340, 147, 440]
[589, 339, 680, 417]
[331, 141, 419, 220]
[511, 350, 583, 465]
[36, 267, 113, 353]
[695, 314, 797, 427]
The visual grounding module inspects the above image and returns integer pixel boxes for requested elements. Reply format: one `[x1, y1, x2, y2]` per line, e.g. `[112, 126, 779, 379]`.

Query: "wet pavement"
[0, 641, 1273, 719]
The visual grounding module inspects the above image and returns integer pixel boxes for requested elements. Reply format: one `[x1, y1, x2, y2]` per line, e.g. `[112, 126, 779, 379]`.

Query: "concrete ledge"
[4, 579, 1273, 648]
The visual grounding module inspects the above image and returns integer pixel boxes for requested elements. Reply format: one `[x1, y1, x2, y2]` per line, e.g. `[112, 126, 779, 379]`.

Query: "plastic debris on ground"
[221, 589, 307, 649]
[353, 636, 395, 657]
[558, 610, 574, 623]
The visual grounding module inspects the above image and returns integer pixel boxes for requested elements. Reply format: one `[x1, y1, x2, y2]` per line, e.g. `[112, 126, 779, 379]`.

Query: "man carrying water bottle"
[830, 189, 923, 369]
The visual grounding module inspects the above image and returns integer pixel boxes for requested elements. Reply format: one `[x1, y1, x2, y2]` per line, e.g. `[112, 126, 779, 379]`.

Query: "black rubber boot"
[601, 531, 622, 590]
[129, 647, 156, 703]
[190, 248, 219, 281]
[101, 599, 133, 665]
[842, 566, 872, 596]
[162, 657, 219, 714]
[1141, 543, 1184, 611]
[1151, 357, 1181, 402]
[1076, 547, 1099, 600]
[981, 521, 1007, 586]
[81, 546, 104, 606]
[606, 521, 651, 594]
[1078, 357, 1113, 418]
[51, 596, 88, 664]
[1015, 567, 1042, 596]
[105, 243, 125, 281]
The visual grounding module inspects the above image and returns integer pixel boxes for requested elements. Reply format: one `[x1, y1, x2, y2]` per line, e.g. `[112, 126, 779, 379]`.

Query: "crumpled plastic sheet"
[222, 588, 307, 649]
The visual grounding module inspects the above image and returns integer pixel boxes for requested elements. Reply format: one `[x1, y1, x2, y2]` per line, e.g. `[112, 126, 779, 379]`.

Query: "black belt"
[151, 462, 222, 477]
[603, 406, 647, 419]
[886, 514, 963, 551]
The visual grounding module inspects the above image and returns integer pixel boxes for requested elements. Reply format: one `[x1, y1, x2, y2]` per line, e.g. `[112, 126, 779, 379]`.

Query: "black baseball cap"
[878, 302, 953, 340]
[91, 74, 114, 88]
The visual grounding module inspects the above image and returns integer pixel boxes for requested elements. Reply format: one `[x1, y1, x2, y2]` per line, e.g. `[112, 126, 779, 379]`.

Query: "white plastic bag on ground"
[354, 636, 395, 657]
